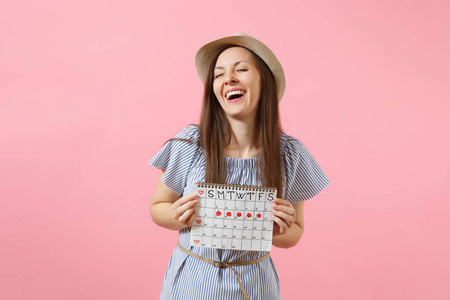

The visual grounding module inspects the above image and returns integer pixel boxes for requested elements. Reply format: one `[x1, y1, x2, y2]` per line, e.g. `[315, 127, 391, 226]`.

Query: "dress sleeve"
[149, 125, 200, 195]
[283, 136, 330, 203]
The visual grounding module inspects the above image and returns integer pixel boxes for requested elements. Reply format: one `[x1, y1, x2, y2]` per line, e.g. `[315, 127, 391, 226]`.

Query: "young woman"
[149, 33, 329, 299]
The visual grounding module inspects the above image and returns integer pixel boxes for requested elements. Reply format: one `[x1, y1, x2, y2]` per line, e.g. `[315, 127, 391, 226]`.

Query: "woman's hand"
[272, 198, 296, 236]
[151, 171, 200, 231]
[171, 193, 198, 227]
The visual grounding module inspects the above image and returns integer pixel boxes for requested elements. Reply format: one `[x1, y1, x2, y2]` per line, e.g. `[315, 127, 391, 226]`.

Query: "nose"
[224, 71, 238, 85]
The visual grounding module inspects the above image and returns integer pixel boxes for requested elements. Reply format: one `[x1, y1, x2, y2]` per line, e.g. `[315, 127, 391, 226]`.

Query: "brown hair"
[198, 45, 283, 193]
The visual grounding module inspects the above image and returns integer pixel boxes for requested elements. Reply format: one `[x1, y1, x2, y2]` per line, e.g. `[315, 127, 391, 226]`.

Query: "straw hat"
[195, 33, 286, 102]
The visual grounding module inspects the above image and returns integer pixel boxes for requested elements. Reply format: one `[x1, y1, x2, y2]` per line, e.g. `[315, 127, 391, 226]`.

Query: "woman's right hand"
[171, 193, 198, 227]
[151, 171, 199, 231]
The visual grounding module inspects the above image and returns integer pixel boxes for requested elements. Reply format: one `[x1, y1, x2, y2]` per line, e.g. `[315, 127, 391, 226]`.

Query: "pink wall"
[1, 0, 449, 299]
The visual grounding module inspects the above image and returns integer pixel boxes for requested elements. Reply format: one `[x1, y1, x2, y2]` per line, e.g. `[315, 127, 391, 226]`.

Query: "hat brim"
[195, 33, 285, 102]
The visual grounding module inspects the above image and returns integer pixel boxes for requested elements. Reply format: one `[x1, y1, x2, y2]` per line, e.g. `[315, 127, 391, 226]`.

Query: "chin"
[226, 112, 255, 121]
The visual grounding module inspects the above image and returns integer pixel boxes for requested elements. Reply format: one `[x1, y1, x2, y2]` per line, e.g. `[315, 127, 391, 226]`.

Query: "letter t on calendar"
[190, 183, 276, 252]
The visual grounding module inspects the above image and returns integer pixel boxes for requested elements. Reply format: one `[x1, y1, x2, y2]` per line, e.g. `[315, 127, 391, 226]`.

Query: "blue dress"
[150, 125, 329, 300]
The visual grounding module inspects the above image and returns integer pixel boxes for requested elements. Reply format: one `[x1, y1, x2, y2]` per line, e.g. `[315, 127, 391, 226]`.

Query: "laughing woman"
[149, 33, 329, 300]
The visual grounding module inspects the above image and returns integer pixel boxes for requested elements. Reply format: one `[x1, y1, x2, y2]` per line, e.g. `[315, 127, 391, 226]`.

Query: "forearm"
[272, 223, 303, 249]
[150, 202, 187, 231]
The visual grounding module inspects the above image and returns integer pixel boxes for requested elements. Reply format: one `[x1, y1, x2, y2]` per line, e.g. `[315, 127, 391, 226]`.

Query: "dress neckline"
[224, 155, 261, 160]
[224, 155, 260, 169]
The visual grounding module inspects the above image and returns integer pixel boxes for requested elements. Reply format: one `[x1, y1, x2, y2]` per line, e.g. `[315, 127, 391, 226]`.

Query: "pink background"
[1, 0, 449, 299]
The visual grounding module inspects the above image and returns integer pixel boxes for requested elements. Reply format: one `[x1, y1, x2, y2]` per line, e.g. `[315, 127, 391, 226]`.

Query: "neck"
[225, 117, 260, 159]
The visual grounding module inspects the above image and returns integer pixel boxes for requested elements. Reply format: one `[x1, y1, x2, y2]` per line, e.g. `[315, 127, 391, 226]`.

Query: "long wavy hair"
[198, 44, 283, 193]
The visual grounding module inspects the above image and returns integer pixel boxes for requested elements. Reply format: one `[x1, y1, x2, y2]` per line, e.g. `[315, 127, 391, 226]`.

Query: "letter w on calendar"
[190, 182, 276, 252]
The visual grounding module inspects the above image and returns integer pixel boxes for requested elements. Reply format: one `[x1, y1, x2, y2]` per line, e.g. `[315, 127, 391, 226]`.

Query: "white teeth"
[226, 90, 245, 99]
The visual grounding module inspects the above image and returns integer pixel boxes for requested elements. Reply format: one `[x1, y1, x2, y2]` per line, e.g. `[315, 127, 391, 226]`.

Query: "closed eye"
[214, 74, 223, 79]
[237, 69, 248, 72]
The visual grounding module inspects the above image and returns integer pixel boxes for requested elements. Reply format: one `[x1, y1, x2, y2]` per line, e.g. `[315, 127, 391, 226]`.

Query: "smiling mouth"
[226, 90, 246, 100]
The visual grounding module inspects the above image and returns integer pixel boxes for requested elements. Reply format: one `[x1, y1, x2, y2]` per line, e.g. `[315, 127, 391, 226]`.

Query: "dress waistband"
[177, 241, 270, 300]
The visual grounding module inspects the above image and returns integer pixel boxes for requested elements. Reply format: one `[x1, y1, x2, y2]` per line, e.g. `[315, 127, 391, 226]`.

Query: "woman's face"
[213, 47, 261, 122]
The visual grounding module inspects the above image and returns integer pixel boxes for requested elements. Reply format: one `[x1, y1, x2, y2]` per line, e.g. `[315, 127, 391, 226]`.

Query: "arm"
[272, 200, 305, 249]
[150, 170, 198, 231]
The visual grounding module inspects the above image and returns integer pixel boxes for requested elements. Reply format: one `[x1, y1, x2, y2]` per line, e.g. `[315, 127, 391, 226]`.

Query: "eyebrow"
[214, 60, 248, 71]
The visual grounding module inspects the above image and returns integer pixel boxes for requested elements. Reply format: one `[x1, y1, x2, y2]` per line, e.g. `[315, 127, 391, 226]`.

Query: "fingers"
[273, 198, 293, 208]
[172, 193, 197, 211]
[272, 198, 296, 234]
[184, 210, 198, 226]
[172, 193, 197, 217]
[172, 193, 198, 225]
[273, 198, 296, 219]
[273, 209, 295, 224]
[272, 216, 287, 234]
[178, 208, 197, 225]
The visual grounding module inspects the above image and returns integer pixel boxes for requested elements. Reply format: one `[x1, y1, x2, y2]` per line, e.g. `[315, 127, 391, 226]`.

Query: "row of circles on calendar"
[196, 209, 272, 219]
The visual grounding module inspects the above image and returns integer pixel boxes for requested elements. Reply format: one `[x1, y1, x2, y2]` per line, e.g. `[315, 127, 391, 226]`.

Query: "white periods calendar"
[190, 182, 277, 252]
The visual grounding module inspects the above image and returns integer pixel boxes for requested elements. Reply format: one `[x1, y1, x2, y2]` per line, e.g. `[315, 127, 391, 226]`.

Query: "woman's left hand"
[272, 198, 296, 235]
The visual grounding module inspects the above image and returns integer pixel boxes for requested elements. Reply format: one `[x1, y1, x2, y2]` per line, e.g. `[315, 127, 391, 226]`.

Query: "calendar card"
[190, 182, 276, 252]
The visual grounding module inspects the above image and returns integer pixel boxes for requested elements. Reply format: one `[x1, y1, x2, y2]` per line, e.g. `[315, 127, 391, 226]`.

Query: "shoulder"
[149, 125, 201, 169]
[280, 132, 330, 201]
[164, 125, 200, 154]
[281, 132, 307, 155]
[280, 132, 319, 170]
[173, 124, 200, 140]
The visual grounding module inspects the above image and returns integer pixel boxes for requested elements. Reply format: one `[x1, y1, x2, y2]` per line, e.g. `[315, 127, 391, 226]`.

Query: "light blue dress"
[150, 125, 330, 299]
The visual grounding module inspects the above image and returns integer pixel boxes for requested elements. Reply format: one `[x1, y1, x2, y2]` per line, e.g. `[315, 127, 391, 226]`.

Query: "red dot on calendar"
[237, 212, 242, 217]
[257, 213, 262, 218]
[247, 213, 252, 218]
[216, 210, 221, 216]
[226, 212, 232, 217]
